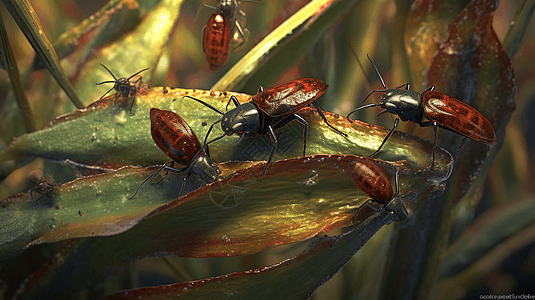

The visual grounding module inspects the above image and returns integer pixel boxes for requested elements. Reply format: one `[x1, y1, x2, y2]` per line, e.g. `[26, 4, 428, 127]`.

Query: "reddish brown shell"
[252, 78, 328, 117]
[422, 91, 495, 143]
[203, 13, 231, 72]
[150, 108, 202, 165]
[348, 158, 393, 204]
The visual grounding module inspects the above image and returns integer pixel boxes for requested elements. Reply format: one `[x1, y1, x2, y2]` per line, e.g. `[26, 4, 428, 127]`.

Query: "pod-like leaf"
[0, 87, 451, 171]
[4, 154, 448, 298]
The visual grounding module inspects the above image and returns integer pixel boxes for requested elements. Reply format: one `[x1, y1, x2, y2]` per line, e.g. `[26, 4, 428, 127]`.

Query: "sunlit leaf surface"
[4, 154, 448, 298]
[102, 210, 400, 300]
[0, 87, 451, 171]
[0, 154, 449, 265]
[404, 0, 470, 89]
[212, 0, 363, 91]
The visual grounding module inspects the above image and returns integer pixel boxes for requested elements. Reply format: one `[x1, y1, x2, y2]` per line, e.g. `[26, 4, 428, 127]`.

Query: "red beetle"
[203, 13, 232, 71]
[347, 55, 495, 167]
[185, 78, 347, 177]
[349, 157, 408, 222]
[201, 0, 250, 71]
[96, 63, 149, 113]
[129, 108, 222, 199]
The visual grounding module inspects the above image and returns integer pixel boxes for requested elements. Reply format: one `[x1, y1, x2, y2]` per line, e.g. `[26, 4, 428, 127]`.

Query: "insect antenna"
[184, 95, 225, 115]
[128, 161, 176, 200]
[367, 54, 387, 90]
[127, 68, 150, 81]
[204, 133, 226, 148]
[193, 4, 218, 26]
[347, 103, 380, 123]
[99, 63, 117, 80]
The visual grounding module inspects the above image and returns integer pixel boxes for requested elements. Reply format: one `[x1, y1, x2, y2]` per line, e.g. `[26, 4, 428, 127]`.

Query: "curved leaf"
[102, 210, 400, 300]
[380, 1, 517, 299]
[212, 0, 363, 91]
[0, 87, 452, 171]
[6, 154, 449, 298]
[0, 0, 83, 108]
[404, 0, 470, 89]
[32, 0, 141, 69]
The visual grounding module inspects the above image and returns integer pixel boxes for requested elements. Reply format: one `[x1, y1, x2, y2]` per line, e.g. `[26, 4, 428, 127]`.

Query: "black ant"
[96, 63, 149, 113]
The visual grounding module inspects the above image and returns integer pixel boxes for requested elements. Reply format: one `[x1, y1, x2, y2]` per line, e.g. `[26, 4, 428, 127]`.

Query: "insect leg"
[232, 20, 248, 52]
[113, 92, 121, 106]
[384, 197, 409, 222]
[128, 161, 174, 199]
[272, 114, 308, 156]
[369, 118, 400, 157]
[392, 167, 399, 198]
[310, 102, 347, 137]
[419, 120, 438, 168]
[353, 199, 371, 220]
[179, 173, 192, 197]
[193, 4, 218, 25]
[262, 126, 278, 178]
[129, 94, 136, 114]
[98, 86, 115, 101]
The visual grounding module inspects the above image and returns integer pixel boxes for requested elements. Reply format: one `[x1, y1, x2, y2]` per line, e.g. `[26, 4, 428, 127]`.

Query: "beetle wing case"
[422, 91, 495, 143]
[253, 78, 328, 117]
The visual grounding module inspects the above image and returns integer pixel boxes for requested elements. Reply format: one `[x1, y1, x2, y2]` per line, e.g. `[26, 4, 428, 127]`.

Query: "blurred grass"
[0, 0, 534, 299]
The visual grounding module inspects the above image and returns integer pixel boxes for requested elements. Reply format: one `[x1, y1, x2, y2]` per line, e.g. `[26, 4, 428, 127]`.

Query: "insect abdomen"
[203, 13, 231, 72]
[349, 158, 393, 204]
[422, 91, 495, 143]
[150, 109, 202, 165]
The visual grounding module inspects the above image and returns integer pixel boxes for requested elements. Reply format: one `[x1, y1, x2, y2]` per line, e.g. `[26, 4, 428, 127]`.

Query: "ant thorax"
[380, 89, 423, 122]
[219, 0, 239, 22]
[190, 153, 221, 184]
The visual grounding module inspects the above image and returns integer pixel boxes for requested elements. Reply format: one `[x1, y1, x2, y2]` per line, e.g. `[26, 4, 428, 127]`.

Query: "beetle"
[200, 0, 252, 71]
[96, 63, 149, 113]
[203, 12, 232, 71]
[128, 108, 222, 199]
[185, 78, 347, 177]
[346, 55, 495, 168]
[349, 157, 408, 222]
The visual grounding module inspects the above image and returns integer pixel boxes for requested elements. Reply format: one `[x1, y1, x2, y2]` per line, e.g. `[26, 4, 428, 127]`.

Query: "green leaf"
[379, 1, 517, 299]
[0, 87, 452, 170]
[0, 0, 83, 108]
[5, 154, 448, 298]
[0, 154, 449, 265]
[32, 0, 142, 70]
[502, 0, 535, 58]
[101, 210, 400, 300]
[0, 11, 36, 132]
[68, 0, 184, 107]
[437, 197, 535, 297]
[212, 0, 363, 91]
